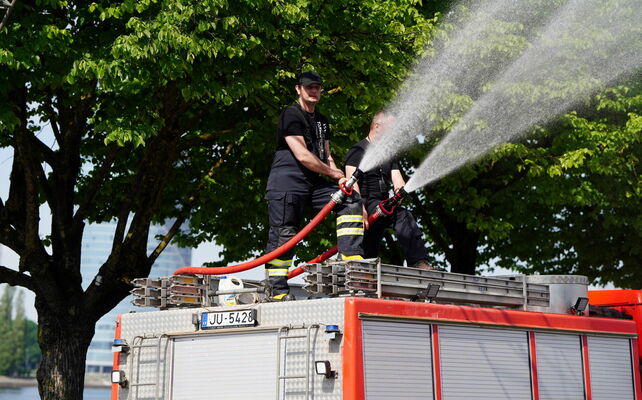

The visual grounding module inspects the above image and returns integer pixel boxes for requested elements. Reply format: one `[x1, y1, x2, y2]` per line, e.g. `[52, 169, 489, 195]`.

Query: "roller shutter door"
[171, 331, 277, 399]
[439, 325, 531, 400]
[536, 333, 584, 400]
[362, 320, 434, 400]
[588, 336, 634, 400]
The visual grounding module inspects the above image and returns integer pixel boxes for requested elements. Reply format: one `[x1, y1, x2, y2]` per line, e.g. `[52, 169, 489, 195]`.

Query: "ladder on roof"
[275, 325, 319, 400]
[303, 259, 550, 309]
[127, 334, 168, 400]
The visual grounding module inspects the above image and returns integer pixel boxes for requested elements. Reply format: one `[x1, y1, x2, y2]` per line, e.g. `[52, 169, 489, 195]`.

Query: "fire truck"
[110, 259, 642, 400]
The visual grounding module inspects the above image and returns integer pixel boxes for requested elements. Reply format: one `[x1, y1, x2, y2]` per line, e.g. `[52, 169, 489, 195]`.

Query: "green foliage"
[1, 1, 438, 397]
[1, 0, 639, 395]
[392, 0, 642, 279]
[487, 82, 642, 286]
[403, 78, 642, 280]
[1, 0, 438, 258]
[0, 286, 14, 374]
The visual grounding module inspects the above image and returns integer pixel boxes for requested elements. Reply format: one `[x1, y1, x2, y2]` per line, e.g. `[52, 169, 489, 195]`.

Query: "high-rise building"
[83, 220, 191, 373]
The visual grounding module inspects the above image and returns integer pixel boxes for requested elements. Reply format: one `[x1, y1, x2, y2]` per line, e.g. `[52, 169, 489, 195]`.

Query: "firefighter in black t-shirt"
[345, 110, 433, 270]
[264, 71, 364, 299]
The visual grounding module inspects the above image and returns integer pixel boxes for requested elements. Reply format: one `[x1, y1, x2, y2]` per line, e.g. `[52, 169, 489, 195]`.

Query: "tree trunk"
[447, 227, 480, 275]
[36, 302, 95, 400]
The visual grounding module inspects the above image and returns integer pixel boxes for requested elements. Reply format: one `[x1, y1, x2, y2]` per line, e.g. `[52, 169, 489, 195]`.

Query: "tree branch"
[181, 128, 237, 147]
[0, 266, 35, 290]
[44, 95, 63, 145]
[72, 147, 120, 233]
[146, 216, 186, 268]
[146, 143, 235, 267]
[0, 199, 25, 255]
[409, 194, 453, 260]
[13, 87, 47, 264]
[110, 208, 131, 259]
[27, 133, 57, 170]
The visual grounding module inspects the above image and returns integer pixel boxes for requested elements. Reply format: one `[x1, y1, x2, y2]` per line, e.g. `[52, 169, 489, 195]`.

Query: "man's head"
[368, 109, 395, 142]
[295, 71, 323, 107]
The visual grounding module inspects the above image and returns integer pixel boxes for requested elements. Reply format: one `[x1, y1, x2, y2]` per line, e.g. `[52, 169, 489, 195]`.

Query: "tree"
[387, 0, 642, 277]
[23, 320, 41, 376]
[0, 0, 437, 398]
[0, 285, 15, 374]
[487, 86, 642, 286]
[11, 290, 27, 376]
[407, 83, 642, 280]
[0, 285, 37, 377]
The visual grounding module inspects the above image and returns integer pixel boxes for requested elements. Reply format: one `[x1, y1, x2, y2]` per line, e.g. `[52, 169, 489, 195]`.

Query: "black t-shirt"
[266, 103, 331, 193]
[345, 139, 400, 200]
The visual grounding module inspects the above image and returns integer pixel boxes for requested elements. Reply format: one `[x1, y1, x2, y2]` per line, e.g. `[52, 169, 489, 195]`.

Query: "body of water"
[0, 386, 111, 400]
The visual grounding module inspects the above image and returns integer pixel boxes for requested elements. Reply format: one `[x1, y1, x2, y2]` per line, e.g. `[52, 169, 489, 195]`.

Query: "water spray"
[404, 0, 642, 193]
[359, 0, 565, 174]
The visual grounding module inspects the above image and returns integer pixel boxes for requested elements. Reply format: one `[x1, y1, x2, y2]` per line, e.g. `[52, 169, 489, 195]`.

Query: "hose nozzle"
[333, 168, 364, 203]
[377, 186, 409, 216]
[344, 168, 364, 191]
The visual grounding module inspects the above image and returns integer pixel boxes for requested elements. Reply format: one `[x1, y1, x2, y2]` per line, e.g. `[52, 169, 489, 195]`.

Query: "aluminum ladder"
[275, 325, 319, 400]
[303, 258, 550, 310]
[127, 334, 168, 400]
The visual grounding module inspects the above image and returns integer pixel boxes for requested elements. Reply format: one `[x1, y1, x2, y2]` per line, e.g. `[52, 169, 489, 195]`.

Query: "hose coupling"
[331, 188, 346, 204]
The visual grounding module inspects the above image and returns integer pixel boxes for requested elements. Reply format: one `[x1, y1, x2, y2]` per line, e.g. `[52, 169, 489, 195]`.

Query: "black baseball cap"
[298, 71, 322, 86]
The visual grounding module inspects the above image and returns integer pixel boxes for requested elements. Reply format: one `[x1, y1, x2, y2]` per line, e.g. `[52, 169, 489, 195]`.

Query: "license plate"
[201, 310, 257, 329]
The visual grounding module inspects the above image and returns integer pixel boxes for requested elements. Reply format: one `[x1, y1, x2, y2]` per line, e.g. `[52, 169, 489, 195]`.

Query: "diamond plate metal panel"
[259, 297, 345, 328]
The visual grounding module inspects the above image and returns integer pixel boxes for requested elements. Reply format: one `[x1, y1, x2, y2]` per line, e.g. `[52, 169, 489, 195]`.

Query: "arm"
[391, 169, 406, 192]
[324, 140, 338, 170]
[285, 135, 344, 181]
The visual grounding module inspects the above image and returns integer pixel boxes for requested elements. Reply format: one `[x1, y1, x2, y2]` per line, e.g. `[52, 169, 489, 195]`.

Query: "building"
[83, 220, 191, 373]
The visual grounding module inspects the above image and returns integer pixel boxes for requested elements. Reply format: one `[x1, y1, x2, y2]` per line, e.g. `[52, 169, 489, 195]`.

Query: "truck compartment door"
[439, 325, 531, 400]
[171, 331, 278, 399]
[535, 332, 584, 400]
[588, 336, 635, 400]
[362, 320, 434, 400]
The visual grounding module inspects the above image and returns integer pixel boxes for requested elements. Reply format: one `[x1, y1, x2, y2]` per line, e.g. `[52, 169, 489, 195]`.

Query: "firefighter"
[264, 71, 364, 300]
[345, 109, 433, 270]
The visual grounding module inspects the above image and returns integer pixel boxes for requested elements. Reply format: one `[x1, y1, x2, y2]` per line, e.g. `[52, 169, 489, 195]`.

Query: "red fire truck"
[111, 260, 641, 400]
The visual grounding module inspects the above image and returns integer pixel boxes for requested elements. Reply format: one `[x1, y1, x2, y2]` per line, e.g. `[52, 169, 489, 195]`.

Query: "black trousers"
[364, 198, 427, 266]
[265, 182, 364, 294]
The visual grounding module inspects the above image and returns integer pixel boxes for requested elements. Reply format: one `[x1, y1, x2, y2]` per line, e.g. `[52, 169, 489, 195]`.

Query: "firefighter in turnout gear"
[345, 110, 433, 270]
[264, 71, 364, 299]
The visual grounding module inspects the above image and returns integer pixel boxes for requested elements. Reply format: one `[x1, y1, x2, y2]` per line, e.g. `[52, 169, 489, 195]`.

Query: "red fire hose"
[287, 213, 377, 279]
[287, 187, 408, 279]
[173, 201, 337, 276]
[173, 174, 363, 276]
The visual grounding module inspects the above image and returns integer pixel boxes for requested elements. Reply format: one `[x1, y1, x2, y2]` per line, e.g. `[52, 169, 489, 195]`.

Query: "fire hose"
[173, 170, 364, 276]
[287, 186, 408, 279]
